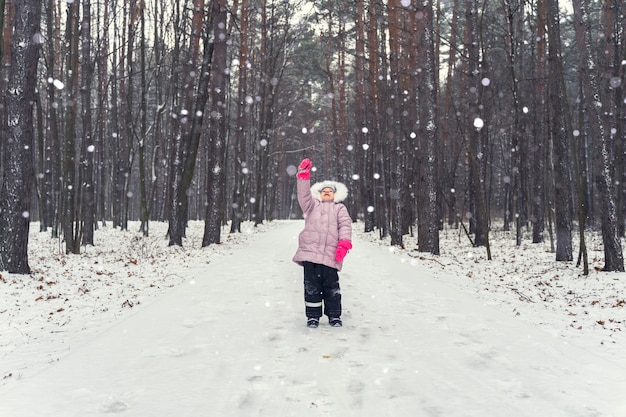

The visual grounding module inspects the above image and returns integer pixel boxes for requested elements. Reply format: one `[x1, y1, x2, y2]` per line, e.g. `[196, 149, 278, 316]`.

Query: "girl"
[292, 158, 353, 328]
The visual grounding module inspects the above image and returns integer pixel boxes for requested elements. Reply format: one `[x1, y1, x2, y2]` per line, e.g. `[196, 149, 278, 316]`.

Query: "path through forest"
[1, 221, 624, 417]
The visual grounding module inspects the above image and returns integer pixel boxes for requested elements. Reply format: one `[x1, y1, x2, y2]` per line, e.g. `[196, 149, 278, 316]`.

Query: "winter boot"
[307, 318, 320, 328]
[329, 317, 342, 327]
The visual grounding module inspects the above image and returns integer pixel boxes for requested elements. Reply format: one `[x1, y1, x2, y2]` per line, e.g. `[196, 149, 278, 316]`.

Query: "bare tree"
[0, 0, 42, 273]
[42, 1, 62, 237]
[572, 0, 623, 271]
[169, 0, 206, 246]
[547, 0, 573, 262]
[230, 0, 250, 234]
[203, 0, 228, 246]
[354, 0, 370, 230]
[250, 1, 296, 225]
[387, 0, 405, 248]
[463, 0, 491, 258]
[532, 0, 547, 245]
[81, 0, 95, 245]
[439, 0, 462, 230]
[95, 1, 110, 227]
[500, 0, 525, 246]
[138, 0, 150, 237]
[415, 0, 440, 255]
[368, 0, 390, 238]
[62, 0, 81, 254]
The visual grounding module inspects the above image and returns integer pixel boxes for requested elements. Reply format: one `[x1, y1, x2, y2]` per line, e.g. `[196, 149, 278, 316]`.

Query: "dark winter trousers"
[303, 261, 342, 319]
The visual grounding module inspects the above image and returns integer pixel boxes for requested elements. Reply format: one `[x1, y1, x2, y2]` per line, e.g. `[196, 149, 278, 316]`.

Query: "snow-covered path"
[1, 221, 625, 417]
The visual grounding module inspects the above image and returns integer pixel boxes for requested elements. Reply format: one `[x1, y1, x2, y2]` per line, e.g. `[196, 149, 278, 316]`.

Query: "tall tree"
[110, 0, 123, 229]
[439, 0, 462, 229]
[169, 0, 206, 246]
[546, 0, 573, 261]
[464, 0, 491, 257]
[501, 0, 525, 246]
[138, 0, 150, 236]
[0, 0, 5, 62]
[354, 0, 370, 231]
[230, 0, 250, 234]
[44, 0, 62, 237]
[363, 0, 380, 233]
[81, 0, 95, 245]
[415, 0, 440, 255]
[387, 0, 405, 248]
[573, 0, 624, 271]
[532, 0, 547, 244]
[62, 0, 81, 254]
[610, 1, 626, 237]
[203, 0, 228, 246]
[0, 0, 42, 273]
[95, 0, 110, 227]
[251, 0, 295, 225]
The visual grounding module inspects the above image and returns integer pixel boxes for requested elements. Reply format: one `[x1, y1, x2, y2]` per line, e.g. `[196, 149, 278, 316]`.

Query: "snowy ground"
[1, 220, 625, 416]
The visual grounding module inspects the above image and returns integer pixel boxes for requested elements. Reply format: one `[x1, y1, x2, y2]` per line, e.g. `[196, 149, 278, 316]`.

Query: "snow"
[1, 220, 626, 416]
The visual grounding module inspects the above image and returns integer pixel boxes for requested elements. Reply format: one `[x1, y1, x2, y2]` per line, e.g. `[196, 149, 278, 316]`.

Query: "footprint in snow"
[100, 396, 129, 413]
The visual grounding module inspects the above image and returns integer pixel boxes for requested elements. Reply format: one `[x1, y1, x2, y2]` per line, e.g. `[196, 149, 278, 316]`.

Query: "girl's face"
[320, 187, 335, 202]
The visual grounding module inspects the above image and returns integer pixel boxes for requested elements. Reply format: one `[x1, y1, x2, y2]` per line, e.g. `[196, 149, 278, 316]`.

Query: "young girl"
[292, 158, 353, 328]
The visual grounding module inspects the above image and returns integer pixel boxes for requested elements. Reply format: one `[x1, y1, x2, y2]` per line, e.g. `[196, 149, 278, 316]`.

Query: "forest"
[0, 0, 625, 275]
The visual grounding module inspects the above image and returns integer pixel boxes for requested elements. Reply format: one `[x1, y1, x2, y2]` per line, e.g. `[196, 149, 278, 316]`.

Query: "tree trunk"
[81, 0, 95, 245]
[440, 0, 461, 229]
[501, 0, 525, 246]
[365, 0, 382, 234]
[354, 0, 370, 232]
[464, 0, 491, 258]
[96, 0, 110, 227]
[41, 1, 61, 235]
[231, 0, 249, 233]
[138, 0, 150, 237]
[415, 0, 440, 254]
[169, 0, 205, 246]
[573, 0, 623, 271]
[0, 0, 42, 273]
[532, 0, 547, 244]
[387, 0, 404, 248]
[203, 0, 228, 246]
[62, 0, 80, 254]
[547, 0, 573, 262]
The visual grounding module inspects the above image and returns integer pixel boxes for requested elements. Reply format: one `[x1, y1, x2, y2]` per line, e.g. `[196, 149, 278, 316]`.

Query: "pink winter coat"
[292, 178, 353, 271]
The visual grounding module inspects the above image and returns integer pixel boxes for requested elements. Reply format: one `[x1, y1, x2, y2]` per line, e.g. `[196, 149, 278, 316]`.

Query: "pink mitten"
[335, 240, 352, 262]
[298, 158, 312, 171]
[297, 158, 312, 180]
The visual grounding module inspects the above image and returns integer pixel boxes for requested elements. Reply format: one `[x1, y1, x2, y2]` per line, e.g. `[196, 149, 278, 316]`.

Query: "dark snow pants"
[303, 261, 342, 319]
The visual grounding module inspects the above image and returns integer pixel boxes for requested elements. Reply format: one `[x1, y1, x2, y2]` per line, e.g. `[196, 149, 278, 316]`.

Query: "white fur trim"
[311, 180, 349, 203]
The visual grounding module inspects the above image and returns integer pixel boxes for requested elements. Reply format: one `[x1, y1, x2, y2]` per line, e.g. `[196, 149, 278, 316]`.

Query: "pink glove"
[335, 240, 352, 262]
[297, 158, 312, 180]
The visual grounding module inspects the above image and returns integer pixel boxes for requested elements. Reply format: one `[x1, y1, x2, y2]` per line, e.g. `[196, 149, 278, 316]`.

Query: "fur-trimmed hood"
[311, 180, 348, 203]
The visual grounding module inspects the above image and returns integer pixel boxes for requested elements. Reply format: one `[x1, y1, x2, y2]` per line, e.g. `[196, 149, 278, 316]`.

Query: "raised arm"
[296, 158, 316, 214]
